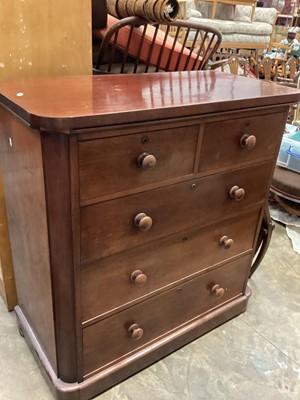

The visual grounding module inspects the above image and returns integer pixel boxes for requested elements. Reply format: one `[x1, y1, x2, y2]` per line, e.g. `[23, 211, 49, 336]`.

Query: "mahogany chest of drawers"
[0, 72, 298, 399]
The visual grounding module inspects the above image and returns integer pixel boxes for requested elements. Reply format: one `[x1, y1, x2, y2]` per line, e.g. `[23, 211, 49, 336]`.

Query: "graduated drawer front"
[80, 162, 272, 263]
[82, 255, 251, 376]
[81, 211, 260, 322]
[199, 112, 287, 172]
[78, 125, 199, 203]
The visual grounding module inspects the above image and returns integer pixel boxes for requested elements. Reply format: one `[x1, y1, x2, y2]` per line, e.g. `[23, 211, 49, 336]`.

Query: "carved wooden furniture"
[210, 55, 248, 75]
[260, 56, 274, 81]
[277, 56, 299, 83]
[0, 72, 299, 400]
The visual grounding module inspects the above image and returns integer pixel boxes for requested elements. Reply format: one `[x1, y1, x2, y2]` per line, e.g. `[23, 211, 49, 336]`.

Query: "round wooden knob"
[137, 153, 157, 169]
[130, 270, 148, 287]
[240, 134, 256, 149]
[211, 284, 225, 298]
[229, 185, 245, 201]
[219, 235, 234, 249]
[128, 324, 144, 341]
[134, 213, 153, 231]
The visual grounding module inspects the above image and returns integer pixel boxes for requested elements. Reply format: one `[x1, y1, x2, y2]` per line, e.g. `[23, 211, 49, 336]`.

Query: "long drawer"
[199, 112, 286, 172]
[82, 255, 251, 376]
[81, 211, 260, 322]
[80, 162, 272, 263]
[79, 125, 199, 203]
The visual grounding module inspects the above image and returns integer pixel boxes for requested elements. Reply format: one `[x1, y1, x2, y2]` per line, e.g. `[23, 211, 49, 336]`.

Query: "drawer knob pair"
[137, 153, 157, 169]
[128, 324, 144, 341]
[219, 236, 234, 249]
[229, 185, 245, 201]
[130, 270, 148, 287]
[211, 284, 225, 298]
[240, 134, 256, 149]
[134, 213, 153, 231]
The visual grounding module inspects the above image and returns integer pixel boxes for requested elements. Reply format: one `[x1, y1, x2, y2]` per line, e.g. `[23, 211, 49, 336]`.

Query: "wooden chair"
[260, 56, 274, 81]
[252, 56, 277, 81]
[269, 42, 291, 60]
[277, 56, 299, 83]
[210, 55, 248, 76]
[93, 16, 222, 74]
[227, 55, 242, 75]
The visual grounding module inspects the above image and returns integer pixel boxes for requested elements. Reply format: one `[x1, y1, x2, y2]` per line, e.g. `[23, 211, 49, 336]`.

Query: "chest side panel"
[0, 107, 57, 371]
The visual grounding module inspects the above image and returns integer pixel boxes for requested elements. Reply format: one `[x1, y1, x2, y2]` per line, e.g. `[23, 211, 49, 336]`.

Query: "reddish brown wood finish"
[0, 168, 17, 310]
[0, 72, 299, 131]
[0, 108, 57, 371]
[78, 125, 199, 203]
[40, 133, 81, 383]
[82, 255, 251, 376]
[15, 288, 251, 400]
[0, 72, 299, 400]
[198, 112, 288, 172]
[81, 211, 259, 323]
[80, 161, 273, 263]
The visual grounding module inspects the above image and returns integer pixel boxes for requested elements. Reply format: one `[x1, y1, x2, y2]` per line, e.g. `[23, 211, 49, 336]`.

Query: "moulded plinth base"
[15, 287, 251, 400]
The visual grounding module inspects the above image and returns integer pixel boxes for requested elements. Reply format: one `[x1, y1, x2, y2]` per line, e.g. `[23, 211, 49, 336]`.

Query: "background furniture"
[276, 0, 297, 26]
[0, 72, 298, 400]
[189, 2, 278, 51]
[178, 0, 188, 19]
[159, 0, 189, 42]
[250, 54, 299, 84]
[204, 0, 257, 20]
[277, 55, 299, 82]
[211, 54, 248, 75]
[93, 16, 222, 73]
[256, 55, 274, 80]
[271, 165, 300, 215]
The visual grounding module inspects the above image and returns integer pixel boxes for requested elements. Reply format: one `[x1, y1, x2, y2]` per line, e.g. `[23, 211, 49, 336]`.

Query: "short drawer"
[78, 125, 199, 203]
[81, 211, 260, 322]
[198, 112, 287, 172]
[82, 255, 251, 376]
[80, 162, 272, 263]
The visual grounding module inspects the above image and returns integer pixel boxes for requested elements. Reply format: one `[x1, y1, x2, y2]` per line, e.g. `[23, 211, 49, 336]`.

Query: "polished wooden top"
[0, 71, 299, 132]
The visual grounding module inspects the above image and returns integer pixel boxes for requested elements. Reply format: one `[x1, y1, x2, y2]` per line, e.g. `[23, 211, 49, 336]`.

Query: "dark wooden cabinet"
[0, 71, 298, 400]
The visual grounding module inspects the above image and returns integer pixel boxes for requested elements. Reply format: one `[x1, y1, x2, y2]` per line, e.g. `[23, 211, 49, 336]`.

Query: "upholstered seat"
[188, 2, 278, 50]
[271, 165, 300, 216]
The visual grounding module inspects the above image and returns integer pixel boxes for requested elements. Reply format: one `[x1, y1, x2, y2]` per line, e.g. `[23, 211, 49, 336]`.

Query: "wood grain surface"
[0, 72, 299, 131]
